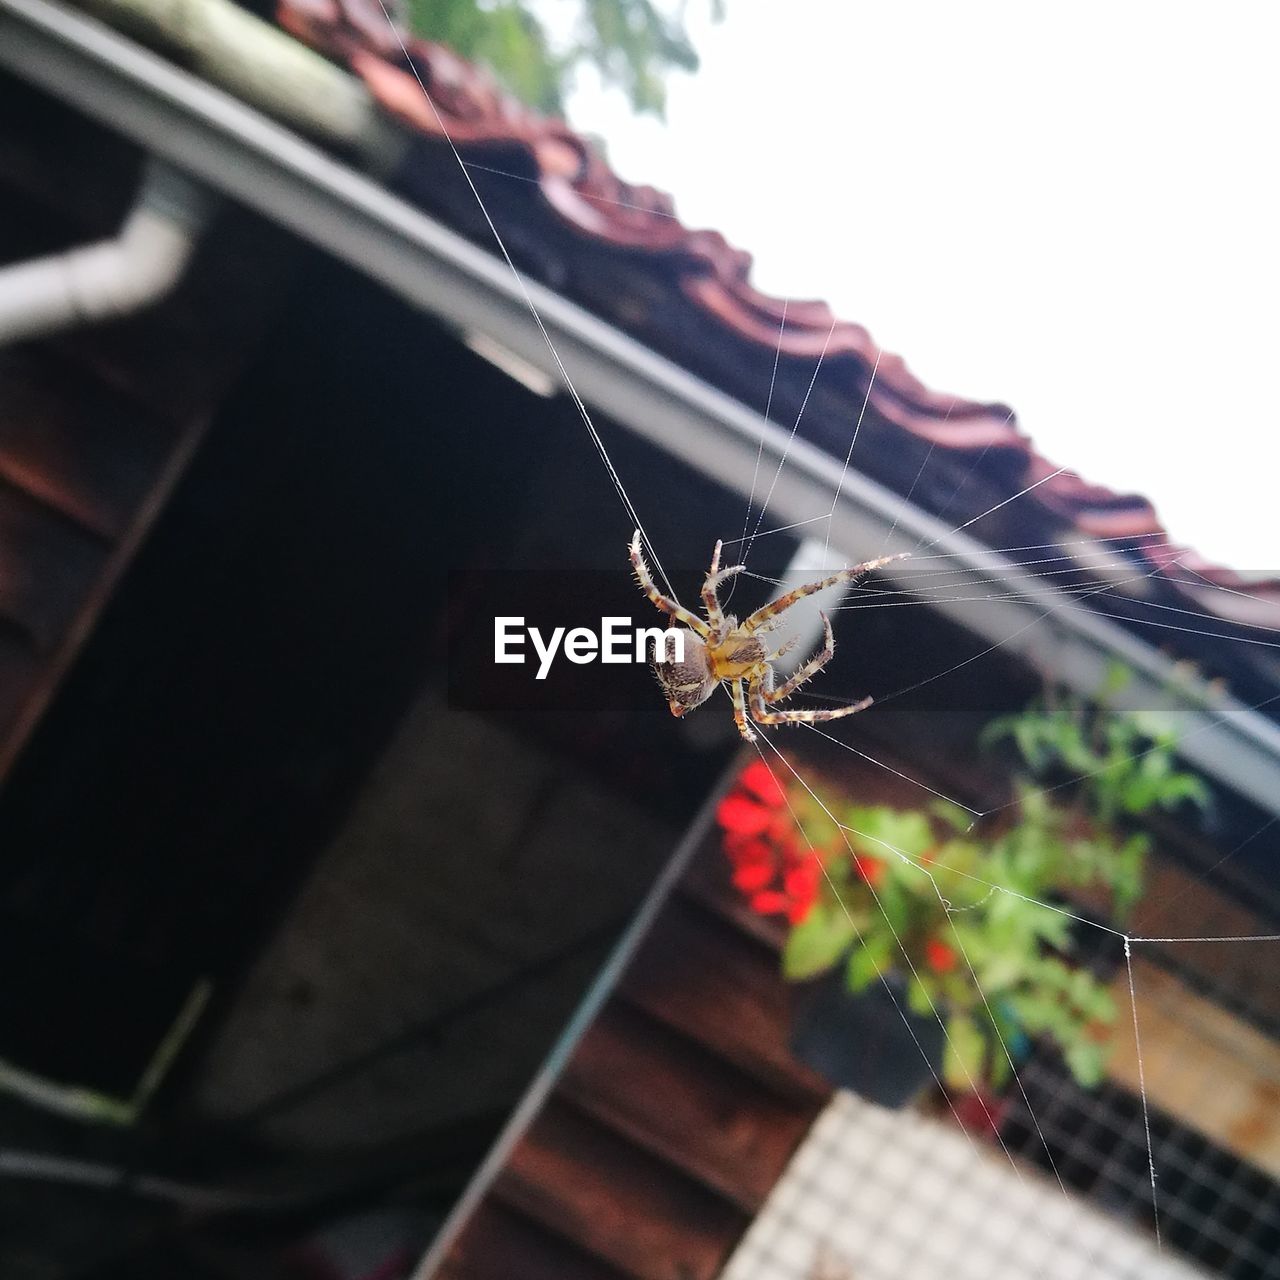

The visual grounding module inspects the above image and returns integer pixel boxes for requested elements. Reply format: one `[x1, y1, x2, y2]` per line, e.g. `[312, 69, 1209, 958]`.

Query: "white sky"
[562, 1, 1279, 571]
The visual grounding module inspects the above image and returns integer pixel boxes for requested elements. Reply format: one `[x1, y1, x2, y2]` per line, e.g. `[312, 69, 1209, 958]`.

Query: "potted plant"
[716, 673, 1207, 1106]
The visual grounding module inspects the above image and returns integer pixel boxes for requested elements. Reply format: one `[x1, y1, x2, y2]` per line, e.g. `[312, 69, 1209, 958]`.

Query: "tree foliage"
[404, 0, 721, 117]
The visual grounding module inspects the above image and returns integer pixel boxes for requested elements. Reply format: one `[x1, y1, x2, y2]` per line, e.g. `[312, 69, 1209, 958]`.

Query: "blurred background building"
[0, 1, 1277, 1277]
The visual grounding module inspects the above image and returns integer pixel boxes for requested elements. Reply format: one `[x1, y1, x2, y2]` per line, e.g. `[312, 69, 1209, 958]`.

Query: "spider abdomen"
[651, 630, 717, 717]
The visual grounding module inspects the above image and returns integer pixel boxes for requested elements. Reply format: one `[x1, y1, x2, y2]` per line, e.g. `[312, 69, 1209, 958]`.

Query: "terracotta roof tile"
[277, 0, 1280, 657]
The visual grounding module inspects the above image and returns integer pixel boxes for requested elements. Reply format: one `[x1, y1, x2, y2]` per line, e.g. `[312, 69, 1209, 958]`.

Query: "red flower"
[716, 794, 774, 836]
[925, 938, 959, 974]
[768, 814, 792, 842]
[788, 898, 816, 925]
[773, 835, 801, 868]
[783, 856, 821, 924]
[731, 860, 775, 892]
[723, 833, 770, 863]
[953, 1090, 1009, 1134]
[739, 759, 786, 807]
[719, 764, 818, 923]
[749, 890, 789, 916]
[783, 860, 818, 900]
[853, 854, 885, 887]
[744, 852, 821, 923]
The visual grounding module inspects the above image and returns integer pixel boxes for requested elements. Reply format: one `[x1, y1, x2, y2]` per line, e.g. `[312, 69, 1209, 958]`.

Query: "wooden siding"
[430, 734, 1279, 1280]
[1109, 957, 1280, 1180]
[434, 825, 832, 1280]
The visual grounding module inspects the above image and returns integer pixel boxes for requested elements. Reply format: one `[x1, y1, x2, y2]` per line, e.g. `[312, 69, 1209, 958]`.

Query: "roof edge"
[3, 0, 1280, 819]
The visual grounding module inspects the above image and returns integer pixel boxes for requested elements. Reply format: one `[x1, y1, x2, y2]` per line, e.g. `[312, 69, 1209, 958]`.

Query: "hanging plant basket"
[790, 970, 945, 1108]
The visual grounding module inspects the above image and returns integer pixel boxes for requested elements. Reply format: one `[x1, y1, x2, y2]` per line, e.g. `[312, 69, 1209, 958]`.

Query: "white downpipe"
[0, 157, 214, 346]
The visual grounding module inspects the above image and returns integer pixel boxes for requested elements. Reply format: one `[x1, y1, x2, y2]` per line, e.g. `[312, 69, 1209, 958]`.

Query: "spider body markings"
[629, 530, 906, 740]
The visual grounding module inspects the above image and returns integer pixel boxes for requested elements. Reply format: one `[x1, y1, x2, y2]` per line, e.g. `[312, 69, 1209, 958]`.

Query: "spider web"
[366, 9, 1280, 1277]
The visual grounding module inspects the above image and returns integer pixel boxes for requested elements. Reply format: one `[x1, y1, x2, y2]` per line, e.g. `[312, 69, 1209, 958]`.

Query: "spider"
[629, 529, 905, 741]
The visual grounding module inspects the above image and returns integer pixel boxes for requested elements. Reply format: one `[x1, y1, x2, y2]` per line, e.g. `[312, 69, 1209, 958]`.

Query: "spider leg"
[748, 670, 873, 728]
[729, 678, 756, 741]
[629, 530, 710, 637]
[701, 546, 747, 630]
[763, 613, 835, 703]
[766, 634, 800, 662]
[741, 552, 907, 634]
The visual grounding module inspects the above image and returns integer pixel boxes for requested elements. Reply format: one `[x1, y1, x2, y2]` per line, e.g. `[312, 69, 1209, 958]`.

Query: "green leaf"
[906, 973, 937, 1017]
[942, 1013, 988, 1090]
[851, 808, 934, 859]
[989, 1047, 1013, 1088]
[1158, 772, 1212, 811]
[979, 714, 1018, 751]
[1129, 709, 1176, 740]
[1100, 660, 1132, 700]
[1063, 1039, 1109, 1088]
[406, 0, 719, 119]
[782, 904, 856, 980]
[929, 799, 975, 834]
[874, 879, 911, 935]
[845, 933, 895, 992]
[976, 949, 1026, 992]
